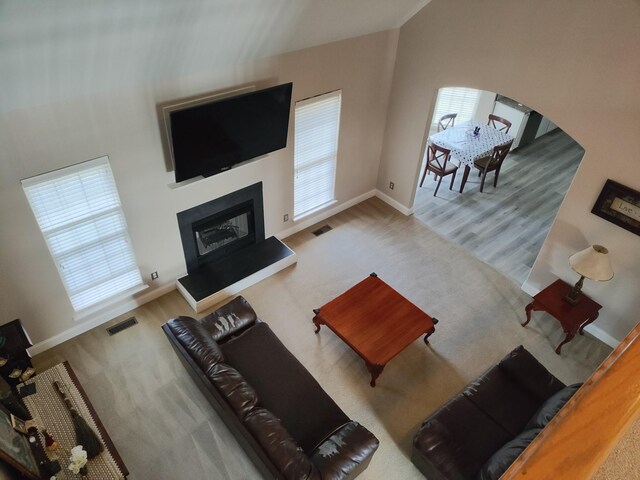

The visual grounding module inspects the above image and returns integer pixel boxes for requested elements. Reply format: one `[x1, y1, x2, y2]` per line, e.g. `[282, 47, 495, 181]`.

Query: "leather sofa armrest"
[201, 296, 258, 342]
[310, 422, 379, 480]
[244, 408, 320, 480]
[412, 419, 467, 480]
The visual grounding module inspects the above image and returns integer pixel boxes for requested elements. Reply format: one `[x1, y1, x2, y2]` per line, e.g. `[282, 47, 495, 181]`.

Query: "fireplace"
[177, 182, 265, 273]
[176, 181, 296, 313]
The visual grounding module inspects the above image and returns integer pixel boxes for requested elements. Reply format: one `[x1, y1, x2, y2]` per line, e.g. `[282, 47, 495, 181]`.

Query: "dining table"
[429, 120, 513, 193]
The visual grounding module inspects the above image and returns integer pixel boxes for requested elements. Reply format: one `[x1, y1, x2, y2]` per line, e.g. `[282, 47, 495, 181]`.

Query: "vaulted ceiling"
[0, 0, 429, 113]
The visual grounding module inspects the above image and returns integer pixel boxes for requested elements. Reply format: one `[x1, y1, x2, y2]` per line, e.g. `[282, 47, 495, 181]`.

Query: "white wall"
[0, 30, 399, 346]
[377, 0, 640, 343]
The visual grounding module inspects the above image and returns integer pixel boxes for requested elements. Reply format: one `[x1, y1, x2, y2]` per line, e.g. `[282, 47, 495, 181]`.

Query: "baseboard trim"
[27, 282, 177, 356]
[374, 190, 414, 216]
[276, 190, 376, 239]
[520, 280, 619, 348]
[582, 324, 619, 348]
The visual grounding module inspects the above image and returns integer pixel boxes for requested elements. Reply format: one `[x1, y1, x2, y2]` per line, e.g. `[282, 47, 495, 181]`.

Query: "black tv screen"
[169, 82, 292, 183]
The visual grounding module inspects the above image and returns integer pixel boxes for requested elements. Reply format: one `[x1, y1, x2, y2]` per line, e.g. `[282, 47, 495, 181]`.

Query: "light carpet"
[33, 197, 611, 479]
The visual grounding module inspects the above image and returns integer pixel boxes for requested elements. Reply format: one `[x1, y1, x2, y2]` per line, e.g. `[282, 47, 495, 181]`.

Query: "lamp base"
[563, 293, 581, 305]
[563, 275, 585, 306]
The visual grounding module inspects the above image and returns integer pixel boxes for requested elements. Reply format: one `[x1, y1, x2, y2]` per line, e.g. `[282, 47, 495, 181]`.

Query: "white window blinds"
[294, 90, 341, 219]
[431, 87, 481, 129]
[22, 156, 144, 312]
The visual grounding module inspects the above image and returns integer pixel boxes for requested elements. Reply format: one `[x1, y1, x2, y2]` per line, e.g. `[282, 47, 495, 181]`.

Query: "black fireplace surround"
[178, 182, 265, 274]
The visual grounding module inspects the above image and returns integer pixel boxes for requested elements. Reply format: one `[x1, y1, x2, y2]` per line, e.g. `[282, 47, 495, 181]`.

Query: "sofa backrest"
[498, 345, 565, 402]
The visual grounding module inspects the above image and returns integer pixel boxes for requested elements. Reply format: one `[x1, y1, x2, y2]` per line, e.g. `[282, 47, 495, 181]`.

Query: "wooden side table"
[522, 279, 602, 355]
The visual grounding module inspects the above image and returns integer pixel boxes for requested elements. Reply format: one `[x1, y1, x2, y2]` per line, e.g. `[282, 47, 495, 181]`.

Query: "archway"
[413, 86, 585, 286]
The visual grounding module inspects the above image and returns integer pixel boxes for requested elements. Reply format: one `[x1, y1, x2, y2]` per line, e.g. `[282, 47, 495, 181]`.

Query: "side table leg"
[555, 331, 576, 355]
[424, 318, 439, 345]
[522, 301, 537, 327]
[365, 362, 384, 387]
[579, 312, 599, 335]
[312, 309, 323, 333]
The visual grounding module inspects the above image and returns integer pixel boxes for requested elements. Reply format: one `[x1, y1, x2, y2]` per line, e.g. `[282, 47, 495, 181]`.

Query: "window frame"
[21, 156, 145, 315]
[293, 89, 342, 221]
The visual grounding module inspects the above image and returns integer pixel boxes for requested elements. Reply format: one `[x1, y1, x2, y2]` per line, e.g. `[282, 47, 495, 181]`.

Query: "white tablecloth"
[429, 120, 513, 167]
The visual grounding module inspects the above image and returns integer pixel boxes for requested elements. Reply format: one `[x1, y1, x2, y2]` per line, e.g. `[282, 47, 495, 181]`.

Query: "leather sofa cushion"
[525, 383, 582, 430]
[166, 316, 224, 371]
[463, 366, 541, 437]
[220, 322, 350, 454]
[477, 428, 541, 480]
[202, 296, 257, 343]
[244, 408, 320, 480]
[206, 362, 257, 419]
[498, 345, 565, 402]
[311, 422, 379, 480]
[413, 394, 512, 480]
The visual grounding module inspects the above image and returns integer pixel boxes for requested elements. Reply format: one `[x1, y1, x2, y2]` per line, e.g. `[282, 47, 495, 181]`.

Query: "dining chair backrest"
[426, 143, 452, 171]
[487, 114, 512, 133]
[487, 140, 513, 170]
[437, 113, 457, 132]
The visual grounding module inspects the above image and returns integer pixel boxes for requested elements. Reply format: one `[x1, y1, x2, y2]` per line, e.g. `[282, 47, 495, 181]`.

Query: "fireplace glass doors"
[192, 202, 254, 259]
[177, 182, 265, 273]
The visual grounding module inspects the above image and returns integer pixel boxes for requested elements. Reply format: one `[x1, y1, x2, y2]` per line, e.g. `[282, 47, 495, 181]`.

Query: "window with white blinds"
[431, 87, 481, 130]
[294, 90, 341, 219]
[21, 156, 144, 312]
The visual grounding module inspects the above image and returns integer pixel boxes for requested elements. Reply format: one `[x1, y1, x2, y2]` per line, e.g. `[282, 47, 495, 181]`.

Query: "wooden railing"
[503, 322, 640, 479]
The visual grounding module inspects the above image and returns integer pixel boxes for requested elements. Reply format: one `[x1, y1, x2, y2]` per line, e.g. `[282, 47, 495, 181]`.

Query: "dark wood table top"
[314, 275, 435, 366]
[533, 279, 602, 330]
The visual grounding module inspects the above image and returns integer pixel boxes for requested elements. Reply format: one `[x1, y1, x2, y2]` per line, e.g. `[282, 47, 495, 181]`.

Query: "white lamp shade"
[569, 245, 614, 281]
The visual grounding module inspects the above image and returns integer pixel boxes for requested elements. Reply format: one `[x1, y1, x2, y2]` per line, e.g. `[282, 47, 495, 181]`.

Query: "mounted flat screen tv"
[168, 82, 292, 183]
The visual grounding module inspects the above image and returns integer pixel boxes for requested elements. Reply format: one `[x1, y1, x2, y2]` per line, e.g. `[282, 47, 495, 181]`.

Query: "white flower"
[68, 445, 88, 474]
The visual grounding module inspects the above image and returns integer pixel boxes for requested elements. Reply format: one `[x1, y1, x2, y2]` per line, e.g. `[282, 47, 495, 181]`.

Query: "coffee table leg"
[312, 309, 323, 333]
[424, 318, 439, 345]
[365, 362, 384, 387]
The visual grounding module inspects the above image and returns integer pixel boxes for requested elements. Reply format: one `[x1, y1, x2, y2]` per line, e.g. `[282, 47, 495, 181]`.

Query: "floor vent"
[312, 225, 333, 236]
[107, 317, 138, 336]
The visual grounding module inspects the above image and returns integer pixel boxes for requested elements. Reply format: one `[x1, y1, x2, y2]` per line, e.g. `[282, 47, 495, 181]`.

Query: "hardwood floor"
[413, 128, 584, 285]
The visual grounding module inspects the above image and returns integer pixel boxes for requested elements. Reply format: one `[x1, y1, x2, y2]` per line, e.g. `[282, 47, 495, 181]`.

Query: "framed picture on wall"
[0, 408, 40, 479]
[591, 179, 640, 236]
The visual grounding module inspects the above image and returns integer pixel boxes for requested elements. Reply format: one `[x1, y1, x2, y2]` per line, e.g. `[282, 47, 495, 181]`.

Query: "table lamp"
[564, 245, 613, 305]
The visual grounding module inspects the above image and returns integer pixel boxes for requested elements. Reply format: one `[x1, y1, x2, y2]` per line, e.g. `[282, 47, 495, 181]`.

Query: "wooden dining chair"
[487, 114, 512, 133]
[437, 113, 457, 132]
[473, 140, 514, 192]
[419, 143, 458, 196]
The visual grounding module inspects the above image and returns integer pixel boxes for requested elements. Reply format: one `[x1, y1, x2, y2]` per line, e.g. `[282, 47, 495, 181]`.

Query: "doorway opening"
[413, 86, 584, 285]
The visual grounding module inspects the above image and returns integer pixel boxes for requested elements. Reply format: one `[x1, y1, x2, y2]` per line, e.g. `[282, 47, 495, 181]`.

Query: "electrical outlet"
[389, 182, 395, 190]
[283, 214, 289, 222]
[151, 271, 159, 280]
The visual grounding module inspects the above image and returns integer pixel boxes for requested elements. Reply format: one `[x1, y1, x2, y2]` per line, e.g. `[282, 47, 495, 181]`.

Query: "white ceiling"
[0, 0, 429, 113]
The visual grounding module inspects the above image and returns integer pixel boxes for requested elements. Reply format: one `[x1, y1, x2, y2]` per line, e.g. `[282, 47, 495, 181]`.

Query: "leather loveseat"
[412, 346, 581, 480]
[163, 296, 379, 480]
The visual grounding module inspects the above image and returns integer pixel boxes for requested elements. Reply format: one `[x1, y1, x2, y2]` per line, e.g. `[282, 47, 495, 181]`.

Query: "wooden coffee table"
[313, 273, 438, 387]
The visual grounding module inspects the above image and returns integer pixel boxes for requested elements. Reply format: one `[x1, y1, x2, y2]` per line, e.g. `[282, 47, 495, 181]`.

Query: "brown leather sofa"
[163, 296, 379, 480]
[412, 346, 581, 480]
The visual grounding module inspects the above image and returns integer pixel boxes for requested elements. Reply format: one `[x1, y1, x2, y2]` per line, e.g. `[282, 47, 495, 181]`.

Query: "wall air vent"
[106, 317, 138, 336]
